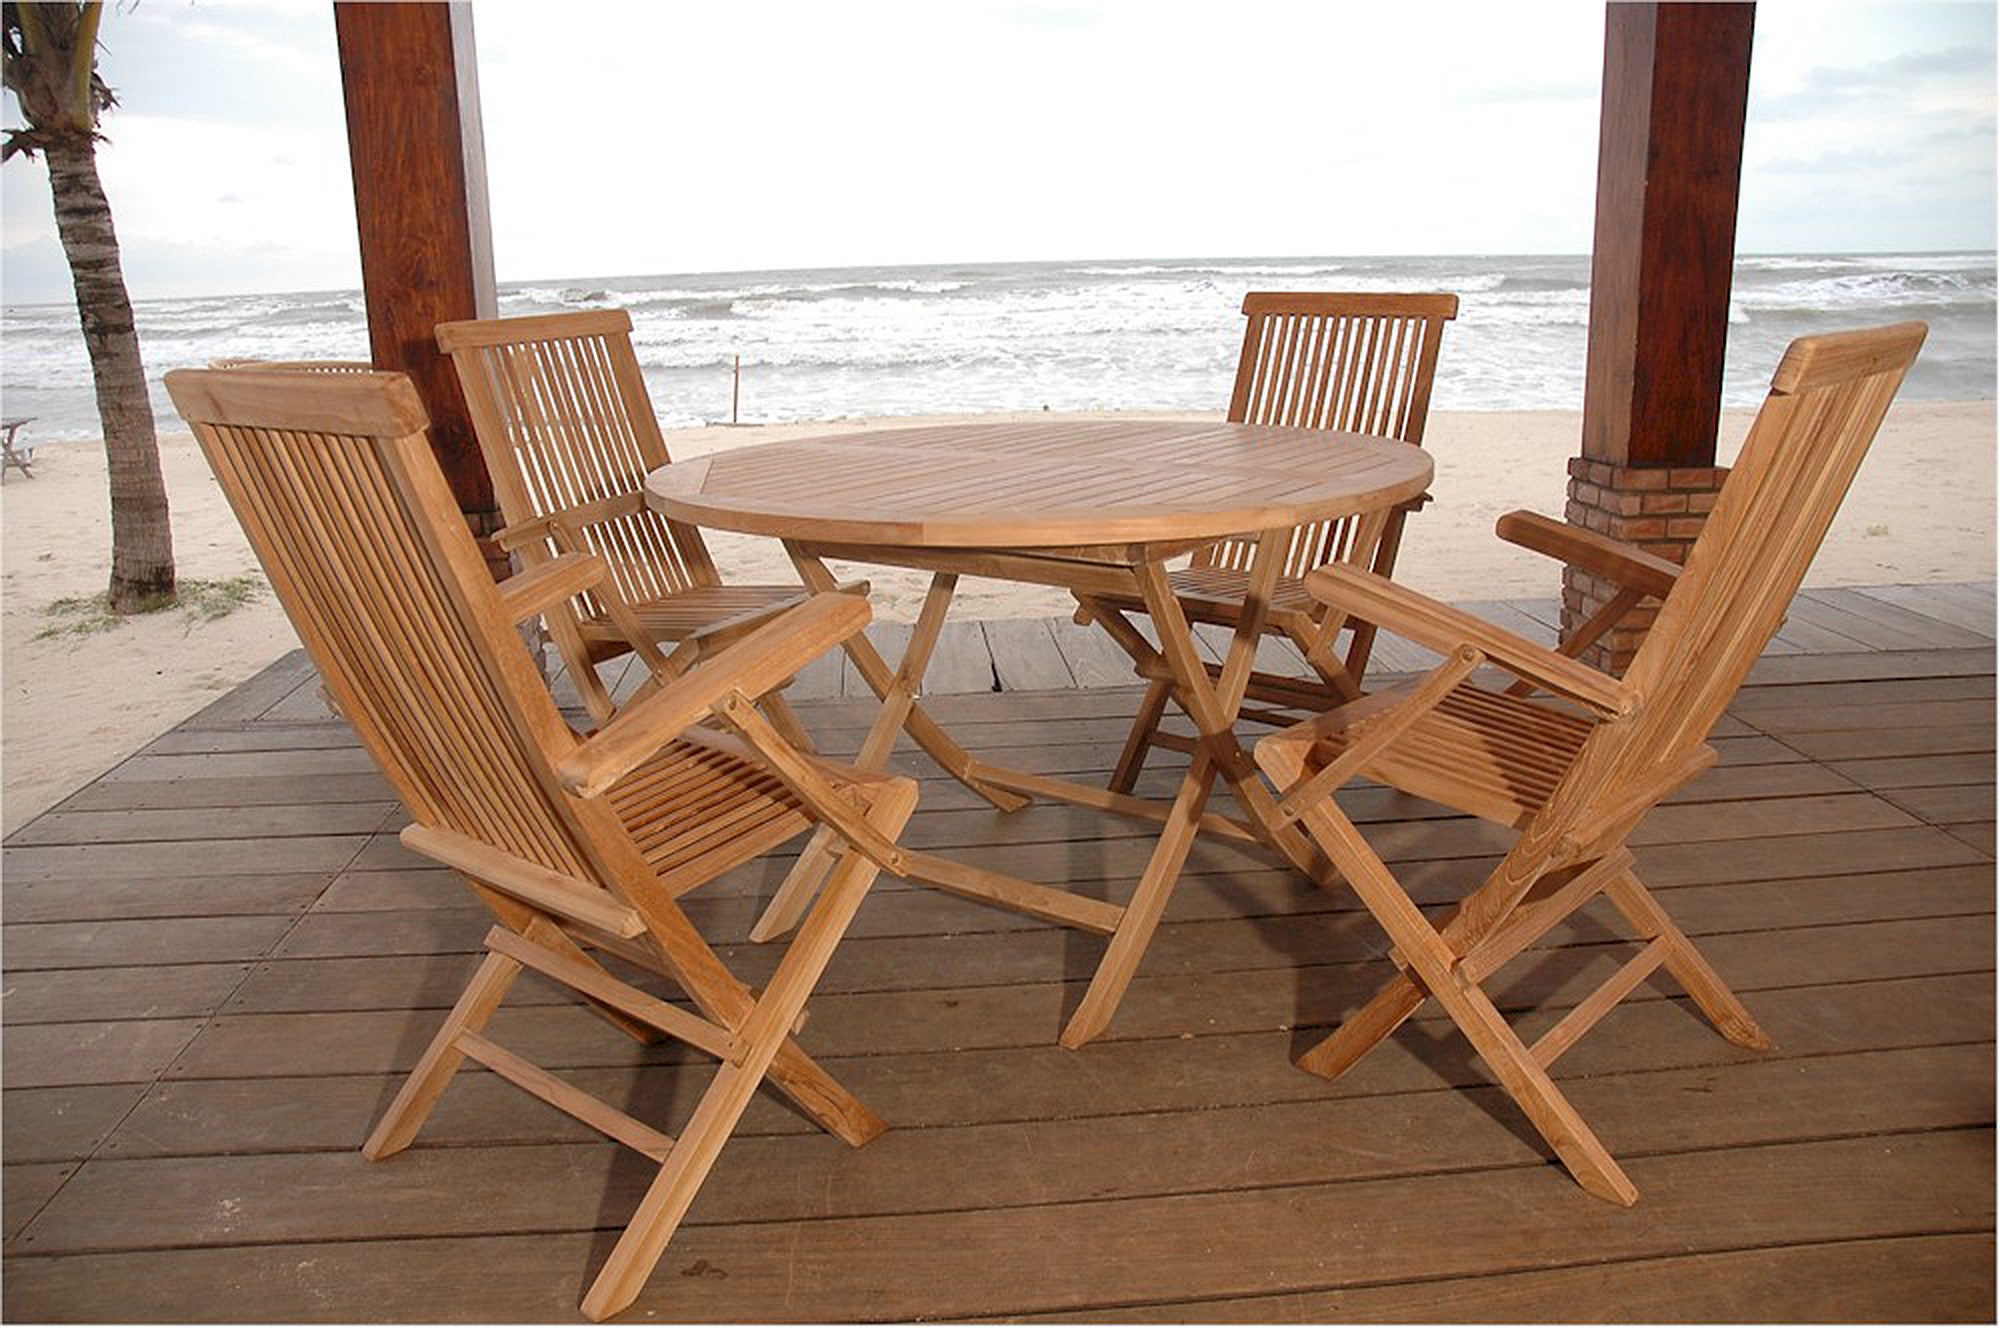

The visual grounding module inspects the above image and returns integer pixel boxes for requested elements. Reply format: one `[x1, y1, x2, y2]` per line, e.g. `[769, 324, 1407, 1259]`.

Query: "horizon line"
[2, 247, 1993, 312]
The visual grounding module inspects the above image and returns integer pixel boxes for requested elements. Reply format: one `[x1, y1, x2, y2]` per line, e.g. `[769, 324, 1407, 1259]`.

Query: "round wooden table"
[648, 418, 1432, 550]
[646, 419, 1433, 1046]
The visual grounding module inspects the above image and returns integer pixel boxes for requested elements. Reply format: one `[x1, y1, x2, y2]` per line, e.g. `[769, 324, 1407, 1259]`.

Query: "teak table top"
[645, 419, 1434, 549]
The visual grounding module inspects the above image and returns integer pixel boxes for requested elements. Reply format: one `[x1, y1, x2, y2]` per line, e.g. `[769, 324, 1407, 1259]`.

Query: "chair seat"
[608, 736, 813, 894]
[580, 579, 870, 647]
[1264, 681, 1597, 828]
[606, 730, 886, 896]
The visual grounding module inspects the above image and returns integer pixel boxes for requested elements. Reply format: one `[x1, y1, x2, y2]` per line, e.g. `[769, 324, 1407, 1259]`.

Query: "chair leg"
[1425, 964, 1639, 1206]
[580, 808, 903, 1322]
[1109, 677, 1174, 794]
[1287, 619, 1363, 707]
[643, 874, 889, 1148]
[580, 1055, 763, 1322]
[1296, 968, 1428, 1081]
[1604, 869, 1774, 1051]
[750, 826, 840, 942]
[363, 948, 524, 1160]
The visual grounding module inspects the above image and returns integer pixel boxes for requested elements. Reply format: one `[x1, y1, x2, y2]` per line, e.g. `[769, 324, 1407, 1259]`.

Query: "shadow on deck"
[3, 584, 1994, 1321]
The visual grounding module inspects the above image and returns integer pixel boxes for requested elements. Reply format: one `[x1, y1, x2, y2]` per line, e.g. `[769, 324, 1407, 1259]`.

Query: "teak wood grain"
[160, 365, 920, 1321]
[646, 418, 1432, 548]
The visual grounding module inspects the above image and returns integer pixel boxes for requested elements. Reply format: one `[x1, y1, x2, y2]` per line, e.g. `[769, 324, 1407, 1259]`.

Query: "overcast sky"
[1, 0, 1993, 303]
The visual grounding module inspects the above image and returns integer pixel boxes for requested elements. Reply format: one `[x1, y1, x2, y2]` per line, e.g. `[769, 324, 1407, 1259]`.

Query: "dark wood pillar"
[1566, 1, 1755, 670]
[333, 1, 499, 534]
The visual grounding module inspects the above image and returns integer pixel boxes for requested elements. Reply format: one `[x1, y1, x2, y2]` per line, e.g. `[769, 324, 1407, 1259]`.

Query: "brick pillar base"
[1561, 458, 1728, 674]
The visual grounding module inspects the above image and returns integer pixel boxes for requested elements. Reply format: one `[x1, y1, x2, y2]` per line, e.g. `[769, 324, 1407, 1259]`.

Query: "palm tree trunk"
[44, 132, 174, 612]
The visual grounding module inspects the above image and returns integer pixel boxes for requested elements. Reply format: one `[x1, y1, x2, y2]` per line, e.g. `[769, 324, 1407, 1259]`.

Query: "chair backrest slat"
[1208, 291, 1458, 580]
[208, 358, 374, 374]
[167, 369, 610, 886]
[439, 309, 717, 612]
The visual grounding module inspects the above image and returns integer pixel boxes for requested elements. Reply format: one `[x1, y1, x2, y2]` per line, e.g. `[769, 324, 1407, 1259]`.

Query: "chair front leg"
[579, 779, 915, 1322]
[1342, 504, 1412, 684]
[1604, 868, 1773, 1051]
[363, 948, 524, 1160]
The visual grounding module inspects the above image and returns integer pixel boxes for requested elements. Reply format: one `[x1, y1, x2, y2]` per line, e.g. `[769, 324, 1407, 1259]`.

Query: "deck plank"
[17, 1043, 1992, 1258]
[1792, 587, 1994, 650]
[1847, 582, 1997, 639]
[1014, 1234, 1996, 1323]
[1047, 617, 1145, 688]
[982, 619, 1076, 691]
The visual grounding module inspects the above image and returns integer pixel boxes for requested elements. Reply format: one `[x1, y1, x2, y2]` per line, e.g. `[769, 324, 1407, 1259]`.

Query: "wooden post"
[333, 1, 502, 560]
[1566, 1, 1755, 672]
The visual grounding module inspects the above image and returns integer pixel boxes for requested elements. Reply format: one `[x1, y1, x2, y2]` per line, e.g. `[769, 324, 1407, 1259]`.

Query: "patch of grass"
[35, 575, 266, 640]
[35, 593, 123, 639]
[178, 575, 265, 624]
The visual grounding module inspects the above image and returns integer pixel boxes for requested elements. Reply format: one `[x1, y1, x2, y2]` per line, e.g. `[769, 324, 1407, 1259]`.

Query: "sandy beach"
[3, 400, 1992, 833]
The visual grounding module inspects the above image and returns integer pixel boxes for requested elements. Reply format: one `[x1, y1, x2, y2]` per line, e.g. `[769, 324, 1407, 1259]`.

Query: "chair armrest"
[493, 513, 561, 555]
[496, 552, 612, 625]
[493, 493, 649, 556]
[1496, 510, 1679, 601]
[557, 593, 870, 798]
[1302, 564, 1637, 717]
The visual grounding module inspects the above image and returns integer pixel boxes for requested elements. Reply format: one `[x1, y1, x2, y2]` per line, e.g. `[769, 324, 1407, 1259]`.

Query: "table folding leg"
[1058, 529, 1338, 1047]
[746, 529, 1338, 1047]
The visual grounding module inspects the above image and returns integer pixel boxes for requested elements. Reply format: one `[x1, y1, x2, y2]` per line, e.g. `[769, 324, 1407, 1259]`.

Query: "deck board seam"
[949, 1229, 2000, 1322]
[5, 1128, 1991, 1263]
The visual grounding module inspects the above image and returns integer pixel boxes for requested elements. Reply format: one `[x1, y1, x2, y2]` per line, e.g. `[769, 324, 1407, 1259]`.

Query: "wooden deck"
[4, 583, 1994, 1322]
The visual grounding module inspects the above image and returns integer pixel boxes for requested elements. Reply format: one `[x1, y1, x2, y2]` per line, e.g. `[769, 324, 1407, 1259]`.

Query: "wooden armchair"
[163, 366, 918, 1322]
[1088, 291, 1458, 792]
[437, 308, 861, 731]
[1253, 322, 1926, 1205]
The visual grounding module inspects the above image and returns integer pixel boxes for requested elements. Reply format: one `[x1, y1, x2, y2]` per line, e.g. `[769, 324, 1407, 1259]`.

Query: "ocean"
[2, 252, 1992, 443]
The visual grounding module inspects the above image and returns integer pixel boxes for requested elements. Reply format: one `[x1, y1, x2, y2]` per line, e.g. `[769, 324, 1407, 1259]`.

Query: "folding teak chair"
[438, 309, 861, 732]
[1, 416, 36, 479]
[164, 367, 918, 1321]
[1083, 292, 1458, 790]
[1253, 323, 1926, 1204]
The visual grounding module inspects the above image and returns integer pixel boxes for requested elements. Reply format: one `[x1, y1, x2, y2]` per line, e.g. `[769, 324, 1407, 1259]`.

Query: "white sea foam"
[2, 252, 1990, 440]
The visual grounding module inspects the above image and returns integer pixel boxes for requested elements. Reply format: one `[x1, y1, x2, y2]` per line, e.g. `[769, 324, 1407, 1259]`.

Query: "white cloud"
[0, 0, 1991, 306]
